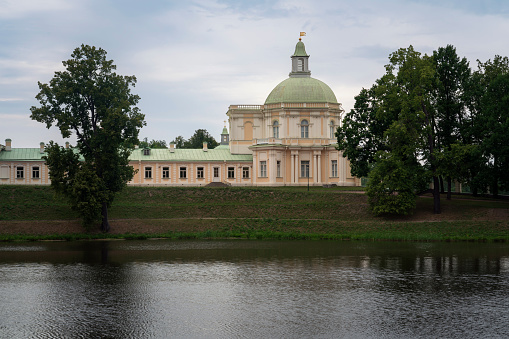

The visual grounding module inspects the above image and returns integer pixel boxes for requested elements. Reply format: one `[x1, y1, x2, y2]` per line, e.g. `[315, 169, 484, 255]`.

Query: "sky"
[2, 0, 509, 148]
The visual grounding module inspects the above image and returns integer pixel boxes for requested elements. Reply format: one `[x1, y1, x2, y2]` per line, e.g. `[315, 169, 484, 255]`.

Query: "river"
[1, 240, 508, 338]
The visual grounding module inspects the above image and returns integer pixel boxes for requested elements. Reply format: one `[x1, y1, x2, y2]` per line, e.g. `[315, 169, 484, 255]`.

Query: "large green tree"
[432, 45, 471, 200]
[30, 44, 145, 232]
[466, 56, 509, 197]
[338, 46, 442, 215]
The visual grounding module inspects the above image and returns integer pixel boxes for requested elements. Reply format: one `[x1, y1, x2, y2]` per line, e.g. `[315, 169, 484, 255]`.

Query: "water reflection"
[1, 240, 508, 338]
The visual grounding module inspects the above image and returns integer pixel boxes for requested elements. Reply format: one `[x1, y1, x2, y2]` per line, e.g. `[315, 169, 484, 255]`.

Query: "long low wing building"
[0, 38, 360, 187]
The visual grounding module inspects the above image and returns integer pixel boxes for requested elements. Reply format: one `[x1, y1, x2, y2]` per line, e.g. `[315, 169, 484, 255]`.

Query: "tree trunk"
[433, 176, 441, 214]
[440, 176, 445, 194]
[492, 180, 499, 199]
[101, 202, 110, 232]
[447, 177, 452, 200]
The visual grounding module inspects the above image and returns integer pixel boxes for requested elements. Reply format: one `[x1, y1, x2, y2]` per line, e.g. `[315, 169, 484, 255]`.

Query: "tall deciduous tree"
[466, 56, 509, 197]
[432, 45, 471, 200]
[30, 44, 145, 232]
[339, 46, 441, 215]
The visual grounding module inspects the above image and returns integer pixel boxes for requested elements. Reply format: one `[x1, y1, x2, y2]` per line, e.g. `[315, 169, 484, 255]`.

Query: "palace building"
[0, 38, 360, 187]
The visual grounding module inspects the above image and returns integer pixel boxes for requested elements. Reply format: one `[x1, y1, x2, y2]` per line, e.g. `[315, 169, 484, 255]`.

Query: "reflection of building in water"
[0, 38, 360, 187]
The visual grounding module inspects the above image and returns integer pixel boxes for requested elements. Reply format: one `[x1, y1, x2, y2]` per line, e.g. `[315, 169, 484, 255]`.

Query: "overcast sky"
[2, 0, 509, 147]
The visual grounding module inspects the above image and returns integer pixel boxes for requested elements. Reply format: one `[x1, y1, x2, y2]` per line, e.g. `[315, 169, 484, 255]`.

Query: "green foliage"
[139, 138, 167, 149]
[30, 44, 145, 231]
[172, 129, 219, 149]
[366, 153, 418, 216]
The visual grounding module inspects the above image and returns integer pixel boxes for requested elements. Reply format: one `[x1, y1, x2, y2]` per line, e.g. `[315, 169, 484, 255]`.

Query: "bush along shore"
[1, 185, 508, 242]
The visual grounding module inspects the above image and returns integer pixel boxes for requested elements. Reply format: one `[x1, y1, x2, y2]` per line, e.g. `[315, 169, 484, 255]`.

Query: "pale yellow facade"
[0, 38, 360, 187]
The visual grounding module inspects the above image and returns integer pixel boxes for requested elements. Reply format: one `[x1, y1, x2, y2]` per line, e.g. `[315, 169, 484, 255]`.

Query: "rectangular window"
[16, 166, 24, 179]
[143, 148, 150, 156]
[180, 167, 187, 179]
[213, 167, 220, 178]
[260, 161, 267, 177]
[276, 161, 281, 177]
[162, 167, 170, 178]
[32, 166, 40, 179]
[0, 166, 9, 179]
[243, 167, 250, 179]
[197, 167, 204, 178]
[301, 126, 308, 138]
[228, 167, 235, 179]
[331, 160, 338, 177]
[145, 167, 152, 179]
[300, 161, 309, 178]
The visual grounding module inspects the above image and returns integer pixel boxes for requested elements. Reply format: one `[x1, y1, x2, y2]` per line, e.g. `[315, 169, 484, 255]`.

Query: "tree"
[339, 46, 442, 215]
[185, 129, 219, 149]
[172, 129, 219, 149]
[140, 137, 167, 149]
[30, 44, 145, 232]
[466, 56, 509, 197]
[172, 135, 186, 148]
[432, 45, 471, 200]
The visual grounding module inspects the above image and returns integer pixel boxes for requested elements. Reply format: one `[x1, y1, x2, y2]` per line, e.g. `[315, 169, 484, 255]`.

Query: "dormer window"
[143, 148, 150, 156]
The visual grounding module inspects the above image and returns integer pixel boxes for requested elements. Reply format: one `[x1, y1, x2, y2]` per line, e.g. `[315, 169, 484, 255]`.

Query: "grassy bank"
[1, 185, 508, 242]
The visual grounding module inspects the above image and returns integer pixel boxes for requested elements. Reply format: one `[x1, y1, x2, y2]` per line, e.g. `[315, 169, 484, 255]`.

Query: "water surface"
[1, 240, 508, 338]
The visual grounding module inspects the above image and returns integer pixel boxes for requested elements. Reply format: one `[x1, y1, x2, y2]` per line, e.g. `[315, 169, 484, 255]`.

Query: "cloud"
[0, 0, 76, 19]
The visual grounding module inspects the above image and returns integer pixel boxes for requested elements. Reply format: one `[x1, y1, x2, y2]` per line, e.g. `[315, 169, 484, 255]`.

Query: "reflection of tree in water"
[2, 240, 509, 338]
[29, 241, 150, 338]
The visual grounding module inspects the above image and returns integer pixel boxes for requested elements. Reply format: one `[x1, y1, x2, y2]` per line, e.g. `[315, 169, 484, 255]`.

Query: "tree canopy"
[337, 44, 509, 216]
[30, 44, 145, 232]
[171, 129, 219, 149]
[139, 138, 167, 149]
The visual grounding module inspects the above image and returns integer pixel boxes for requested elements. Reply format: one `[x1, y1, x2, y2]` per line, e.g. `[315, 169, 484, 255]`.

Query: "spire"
[221, 120, 229, 145]
[290, 37, 311, 78]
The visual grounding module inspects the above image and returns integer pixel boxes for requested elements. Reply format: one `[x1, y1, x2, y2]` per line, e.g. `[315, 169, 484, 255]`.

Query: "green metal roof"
[221, 126, 228, 135]
[1, 147, 252, 163]
[265, 77, 338, 104]
[293, 40, 309, 57]
[129, 147, 252, 162]
[0, 148, 45, 161]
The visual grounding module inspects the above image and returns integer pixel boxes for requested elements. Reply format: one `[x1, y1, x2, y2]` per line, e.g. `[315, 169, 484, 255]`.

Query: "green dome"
[264, 77, 338, 104]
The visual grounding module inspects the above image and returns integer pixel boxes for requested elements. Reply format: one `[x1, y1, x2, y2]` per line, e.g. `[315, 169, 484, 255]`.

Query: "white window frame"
[32, 166, 40, 179]
[300, 161, 309, 178]
[260, 161, 267, 177]
[16, 166, 24, 179]
[227, 167, 235, 179]
[180, 167, 187, 179]
[330, 120, 335, 139]
[242, 167, 250, 179]
[144, 166, 152, 179]
[162, 167, 170, 179]
[300, 120, 309, 138]
[197, 167, 204, 179]
[273, 120, 279, 139]
[331, 160, 338, 177]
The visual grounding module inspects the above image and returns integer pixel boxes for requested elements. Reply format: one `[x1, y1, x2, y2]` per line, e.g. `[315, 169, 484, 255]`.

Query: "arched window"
[330, 120, 335, 139]
[273, 120, 279, 138]
[301, 119, 309, 138]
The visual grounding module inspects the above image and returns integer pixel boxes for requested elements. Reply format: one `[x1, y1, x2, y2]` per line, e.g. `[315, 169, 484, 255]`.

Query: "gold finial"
[224, 120, 227, 127]
[299, 32, 306, 41]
